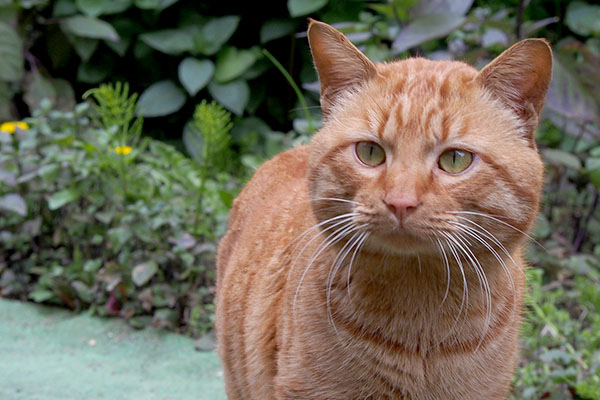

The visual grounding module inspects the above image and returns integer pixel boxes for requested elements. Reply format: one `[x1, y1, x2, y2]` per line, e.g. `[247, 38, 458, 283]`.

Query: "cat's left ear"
[307, 19, 378, 117]
[478, 39, 553, 143]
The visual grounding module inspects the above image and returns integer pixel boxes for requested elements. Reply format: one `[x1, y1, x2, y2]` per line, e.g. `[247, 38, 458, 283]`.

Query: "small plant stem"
[515, 0, 527, 39]
[119, 156, 128, 198]
[572, 189, 599, 253]
[262, 49, 315, 133]
[193, 143, 210, 234]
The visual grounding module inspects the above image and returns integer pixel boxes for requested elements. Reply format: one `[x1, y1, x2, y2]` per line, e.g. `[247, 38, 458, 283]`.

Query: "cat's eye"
[355, 141, 386, 167]
[438, 149, 473, 174]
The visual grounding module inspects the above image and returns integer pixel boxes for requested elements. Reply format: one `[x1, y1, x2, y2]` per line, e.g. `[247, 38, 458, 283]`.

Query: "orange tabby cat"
[216, 20, 552, 399]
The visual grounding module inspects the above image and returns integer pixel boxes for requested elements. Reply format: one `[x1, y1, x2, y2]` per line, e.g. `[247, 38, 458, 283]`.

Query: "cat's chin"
[368, 230, 438, 256]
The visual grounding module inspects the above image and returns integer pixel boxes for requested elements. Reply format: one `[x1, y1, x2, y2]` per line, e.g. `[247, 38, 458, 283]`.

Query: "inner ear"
[478, 39, 553, 144]
[307, 19, 378, 118]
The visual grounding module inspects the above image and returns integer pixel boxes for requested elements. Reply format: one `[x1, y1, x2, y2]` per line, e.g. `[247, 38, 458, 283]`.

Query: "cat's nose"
[384, 195, 421, 224]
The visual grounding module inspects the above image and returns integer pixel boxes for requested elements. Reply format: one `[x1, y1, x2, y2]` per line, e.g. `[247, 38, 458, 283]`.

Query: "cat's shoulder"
[229, 145, 310, 216]
[243, 145, 309, 194]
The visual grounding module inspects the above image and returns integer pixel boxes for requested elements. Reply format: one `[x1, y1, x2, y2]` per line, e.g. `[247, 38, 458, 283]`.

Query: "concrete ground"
[0, 298, 226, 400]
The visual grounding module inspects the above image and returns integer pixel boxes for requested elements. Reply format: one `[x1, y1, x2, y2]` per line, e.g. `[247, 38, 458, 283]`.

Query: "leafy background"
[1, 0, 600, 398]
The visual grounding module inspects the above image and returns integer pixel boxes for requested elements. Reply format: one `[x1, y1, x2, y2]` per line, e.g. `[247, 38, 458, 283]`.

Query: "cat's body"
[217, 21, 552, 399]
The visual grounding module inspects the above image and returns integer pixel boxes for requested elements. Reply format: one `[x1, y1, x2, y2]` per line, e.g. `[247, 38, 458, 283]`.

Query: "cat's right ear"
[307, 19, 377, 117]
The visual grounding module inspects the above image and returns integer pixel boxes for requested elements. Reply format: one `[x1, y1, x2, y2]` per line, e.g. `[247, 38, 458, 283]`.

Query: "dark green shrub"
[0, 84, 236, 336]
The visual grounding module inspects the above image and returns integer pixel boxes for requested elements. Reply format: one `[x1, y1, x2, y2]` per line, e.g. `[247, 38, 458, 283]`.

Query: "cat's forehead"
[377, 58, 478, 90]
[363, 59, 483, 145]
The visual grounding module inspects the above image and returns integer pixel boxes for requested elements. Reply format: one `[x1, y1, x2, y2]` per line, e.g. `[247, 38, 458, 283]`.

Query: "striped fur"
[216, 21, 552, 399]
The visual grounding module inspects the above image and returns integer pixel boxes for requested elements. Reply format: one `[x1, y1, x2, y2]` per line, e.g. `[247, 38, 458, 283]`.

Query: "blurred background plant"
[0, 0, 599, 398]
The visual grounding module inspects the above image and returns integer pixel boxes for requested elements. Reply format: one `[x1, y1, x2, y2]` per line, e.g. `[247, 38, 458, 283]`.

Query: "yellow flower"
[112, 145, 133, 155]
[0, 121, 29, 134]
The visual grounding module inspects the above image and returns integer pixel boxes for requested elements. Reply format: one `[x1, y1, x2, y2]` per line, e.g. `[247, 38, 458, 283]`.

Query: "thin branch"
[572, 189, 599, 253]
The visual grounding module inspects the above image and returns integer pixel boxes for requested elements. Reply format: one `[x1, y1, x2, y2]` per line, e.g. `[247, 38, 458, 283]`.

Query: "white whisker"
[451, 221, 518, 323]
[435, 237, 451, 307]
[447, 210, 547, 251]
[293, 222, 361, 317]
[438, 233, 469, 344]
[285, 213, 359, 281]
[326, 228, 367, 335]
[452, 231, 492, 351]
[346, 232, 369, 303]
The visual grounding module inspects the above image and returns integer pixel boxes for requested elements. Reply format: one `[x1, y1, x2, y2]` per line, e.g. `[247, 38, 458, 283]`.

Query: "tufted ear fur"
[478, 39, 553, 143]
[307, 19, 377, 118]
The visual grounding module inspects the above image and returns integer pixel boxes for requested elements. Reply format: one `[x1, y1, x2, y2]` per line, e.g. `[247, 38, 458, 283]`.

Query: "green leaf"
[590, 146, 600, 157]
[105, 19, 135, 56]
[23, 71, 56, 112]
[137, 80, 186, 117]
[208, 80, 249, 116]
[72, 281, 93, 303]
[77, 60, 111, 84]
[52, 79, 76, 111]
[83, 259, 102, 272]
[546, 41, 599, 122]
[29, 288, 54, 303]
[411, 0, 473, 17]
[76, 0, 131, 16]
[61, 15, 119, 41]
[392, 13, 466, 54]
[48, 188, 79, 210]
[53, 0, 78, 17]
[0, 168, 16, 186]
[260, 19, 295, 44]
[132, 261, 158, 286]
[586, 157, 600, 187]
[69, 36, 99, 62]
[219, 190, 233, 208]
[0, 22, 24, 81]
[0, 82, 12, 120]
[287, 0, 328, 17]
[178, 58, 214, 96]
[139, 29, 194, 55]
[542, 148, 582, 170]
[214, 47, 257, 83]
[134, 0, 178, 10]
[196, 16, 240, 56]
[0, 193, 27, 216]
[565, 1, 600, 37]
[107, 226, 132, 252]
[532, 214, 551, 239]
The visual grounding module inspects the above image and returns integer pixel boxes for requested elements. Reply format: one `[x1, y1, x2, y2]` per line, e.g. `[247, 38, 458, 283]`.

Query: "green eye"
[438, 149, 473, 174]
[355, 141, 386, 166]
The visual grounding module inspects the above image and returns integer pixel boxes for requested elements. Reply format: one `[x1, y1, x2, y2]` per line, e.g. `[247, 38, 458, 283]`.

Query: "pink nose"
[384, 195, 420, 224]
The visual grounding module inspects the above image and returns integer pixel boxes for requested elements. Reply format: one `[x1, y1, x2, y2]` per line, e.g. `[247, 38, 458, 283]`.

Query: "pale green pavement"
[0, 298, 226, 400]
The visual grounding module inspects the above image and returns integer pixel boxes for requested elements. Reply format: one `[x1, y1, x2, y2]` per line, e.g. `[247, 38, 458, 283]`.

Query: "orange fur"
[216, 20, 552, 399]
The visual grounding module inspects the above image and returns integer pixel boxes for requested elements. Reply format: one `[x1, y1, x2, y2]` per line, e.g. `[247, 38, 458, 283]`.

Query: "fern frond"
[189, 100, 233, 173]
[83, 82, 143, 146]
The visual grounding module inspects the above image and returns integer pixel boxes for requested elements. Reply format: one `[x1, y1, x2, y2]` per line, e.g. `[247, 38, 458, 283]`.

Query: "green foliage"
[0, 91, 236, 336]
[0, 0, 323, 140]
[513, 266, 600, 399]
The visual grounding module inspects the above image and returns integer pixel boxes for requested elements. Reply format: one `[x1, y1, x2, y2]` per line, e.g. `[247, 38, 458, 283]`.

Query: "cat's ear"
[478, 39, 553, 143]
[307, 19, 377, 117]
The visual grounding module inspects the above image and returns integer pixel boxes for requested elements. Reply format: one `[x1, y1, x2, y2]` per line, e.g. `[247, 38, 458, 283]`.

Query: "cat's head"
[306, 20, 552, 256]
